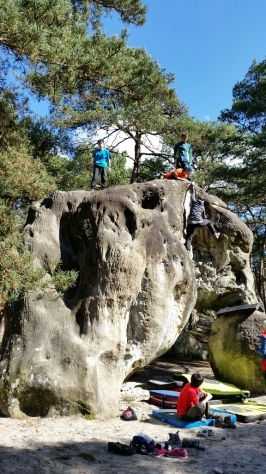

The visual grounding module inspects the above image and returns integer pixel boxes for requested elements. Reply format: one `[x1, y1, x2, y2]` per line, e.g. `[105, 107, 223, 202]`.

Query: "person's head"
[261, 320, 266, 331]
[190, 372, 204, 388]
[97, 139, 104, 148]
[181, 133, 188, 142]
[195, 188, 205, 202]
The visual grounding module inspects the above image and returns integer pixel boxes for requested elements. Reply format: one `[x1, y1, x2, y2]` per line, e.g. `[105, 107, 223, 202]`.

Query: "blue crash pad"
[152, 408, 237, 429]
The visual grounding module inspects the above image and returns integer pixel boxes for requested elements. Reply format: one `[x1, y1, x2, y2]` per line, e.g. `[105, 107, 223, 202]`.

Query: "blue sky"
[103, 0, 266, 121]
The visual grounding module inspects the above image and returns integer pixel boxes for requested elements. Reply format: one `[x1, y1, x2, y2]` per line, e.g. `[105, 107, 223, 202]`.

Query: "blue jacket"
[255, 334, 266, 360]
[174, 141, 193, 168]
[92, 148, 111, 168]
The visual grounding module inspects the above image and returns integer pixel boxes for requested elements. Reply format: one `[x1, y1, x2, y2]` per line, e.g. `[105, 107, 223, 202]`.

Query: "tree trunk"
[130, 132, 142, 183]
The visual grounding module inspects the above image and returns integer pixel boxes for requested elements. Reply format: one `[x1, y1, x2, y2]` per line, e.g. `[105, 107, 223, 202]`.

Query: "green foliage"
[0, 0, 147, 304]
[215, 58, 266, 306]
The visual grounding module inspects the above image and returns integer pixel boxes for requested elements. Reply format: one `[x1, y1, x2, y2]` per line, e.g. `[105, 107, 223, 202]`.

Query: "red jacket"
[177, 383, 201, 415]
[164, 168, 190, 180]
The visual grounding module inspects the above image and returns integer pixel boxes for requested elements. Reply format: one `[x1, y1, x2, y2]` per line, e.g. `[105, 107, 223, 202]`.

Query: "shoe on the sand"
[164, 448, 188, 458]
[224, 416, 236, 429]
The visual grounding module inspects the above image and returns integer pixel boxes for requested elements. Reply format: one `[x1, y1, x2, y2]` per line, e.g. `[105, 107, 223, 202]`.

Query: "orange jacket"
[163, 168, 190, 180]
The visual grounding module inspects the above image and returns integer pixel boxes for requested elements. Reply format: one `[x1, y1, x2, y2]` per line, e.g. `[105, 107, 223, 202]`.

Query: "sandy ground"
[1, 359, 266, 474]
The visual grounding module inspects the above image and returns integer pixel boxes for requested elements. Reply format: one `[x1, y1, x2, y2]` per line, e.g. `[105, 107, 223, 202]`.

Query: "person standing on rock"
[91, 139, 111, 190]
[249, 320, 266, 382]
[174, 133, 193, 169]
[185, 184, 220, 251]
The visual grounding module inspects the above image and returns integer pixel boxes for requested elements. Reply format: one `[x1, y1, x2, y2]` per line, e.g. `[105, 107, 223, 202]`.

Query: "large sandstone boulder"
[0, 180, 259, 417]
[208, 310, 266, 393]
[0, 181, 197, 418]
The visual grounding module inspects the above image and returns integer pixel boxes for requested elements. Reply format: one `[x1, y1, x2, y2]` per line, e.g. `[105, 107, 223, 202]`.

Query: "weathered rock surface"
[0, 181, 197, 418]
[209, 310, 266, 393]
[0, 180, 259, 417]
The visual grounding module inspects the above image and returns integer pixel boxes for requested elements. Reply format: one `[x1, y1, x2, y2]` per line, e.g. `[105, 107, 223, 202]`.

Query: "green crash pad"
[173, 373, 250, 398]
[212, 400, 266, 423]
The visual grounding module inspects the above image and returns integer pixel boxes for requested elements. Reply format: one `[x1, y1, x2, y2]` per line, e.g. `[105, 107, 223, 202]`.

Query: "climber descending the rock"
[185, 184, 220, 251]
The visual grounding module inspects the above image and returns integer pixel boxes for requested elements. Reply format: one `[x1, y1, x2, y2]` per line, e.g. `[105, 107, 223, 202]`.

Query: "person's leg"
[176, 160, 187, 169]
[186, 402, 205, 421]
[91, 165, 99, 189]
[200, 219, 218, 236]
[185, 224, 196, 251]
[101, 166, 107, 189]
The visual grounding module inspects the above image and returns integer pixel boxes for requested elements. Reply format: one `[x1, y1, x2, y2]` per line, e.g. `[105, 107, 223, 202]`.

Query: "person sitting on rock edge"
[163, 163, 193, 181]
[177, 372, 213, 421]
[185, 184, 220, 251]
[249, 319, 266, 382]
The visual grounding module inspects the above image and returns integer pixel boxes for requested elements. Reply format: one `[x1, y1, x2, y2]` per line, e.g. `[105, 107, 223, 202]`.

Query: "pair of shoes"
[108, 442, 136, 456]
[131, 436, 154, 453]
[153, 447, 169, 457]
[153, 447, 188, 458]
[197, 429, 214, 438]
[182, 438, 205, 451]
[224, 416, 236, 429]
[168, 431, 181, 445]
[214, 232, 220, 239]
[164, 448, 188, 458]
[215, 416, 228, 428]
[120, 407, 137, 421]
[131, 442, 148, 455]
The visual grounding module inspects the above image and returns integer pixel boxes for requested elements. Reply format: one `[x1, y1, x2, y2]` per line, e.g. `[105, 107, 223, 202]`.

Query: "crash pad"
[212, 400, 266, 423]
[173, 374, 250, 398]
[152, 408, 236, 429]
[149, 380, 183, 392]
[217, 303, 264, 317]
[149, 390, 180, 408]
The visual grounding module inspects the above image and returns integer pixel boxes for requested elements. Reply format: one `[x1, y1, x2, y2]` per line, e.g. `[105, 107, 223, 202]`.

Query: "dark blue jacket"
[255, 334, 266, 360]
[174, 141, 193, 168]
[188, 185, 207, 224]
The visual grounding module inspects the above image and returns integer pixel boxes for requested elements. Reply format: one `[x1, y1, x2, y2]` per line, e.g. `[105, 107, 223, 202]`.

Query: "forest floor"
[1, 355, 266, 474]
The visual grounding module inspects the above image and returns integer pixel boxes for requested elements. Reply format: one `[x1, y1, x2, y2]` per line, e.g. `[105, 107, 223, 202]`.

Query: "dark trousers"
[91, 165, 107, 189]
[186, 220, 216, 251]
[176, 160, 188, 169]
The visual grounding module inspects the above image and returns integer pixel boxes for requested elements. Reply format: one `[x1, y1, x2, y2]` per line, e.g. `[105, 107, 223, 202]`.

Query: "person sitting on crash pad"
[164, 163, 193, 181]
[249, 319, 266, 382]
[177, 372, 213, 421]
[185, 184, 220, 251]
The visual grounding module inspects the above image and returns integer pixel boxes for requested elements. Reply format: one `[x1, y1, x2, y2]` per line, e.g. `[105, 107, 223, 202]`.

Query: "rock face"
[0, 181, 196, 418]
[208, 310, 266, 393]
[0, 180, 259, 417]
[171, 192, 258, 361]
[192, 194, 256, 311]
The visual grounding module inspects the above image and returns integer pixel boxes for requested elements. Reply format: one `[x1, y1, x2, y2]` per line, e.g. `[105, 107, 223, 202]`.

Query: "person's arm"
[107, 150, 111, 170]
[191, 183, 196, 201]
[249, 344, 260, 354]
[199, 391, 212, 403]
[189, 144, 193, 164]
